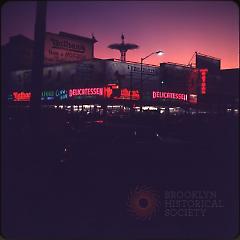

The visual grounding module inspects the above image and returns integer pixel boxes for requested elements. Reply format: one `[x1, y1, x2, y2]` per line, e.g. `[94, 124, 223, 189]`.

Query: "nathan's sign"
[11, 90, 69, 102]
[44, 32, 93, 64]
[153, 91, 188, 101]
[50, 39, 85, 53]
[12, 92, 31, 101]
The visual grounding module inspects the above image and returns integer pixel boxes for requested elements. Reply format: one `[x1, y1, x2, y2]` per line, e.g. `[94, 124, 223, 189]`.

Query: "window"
[57, 72, 61, 81]
[18, 75, 22, 82]
[48, 70, 52, 78]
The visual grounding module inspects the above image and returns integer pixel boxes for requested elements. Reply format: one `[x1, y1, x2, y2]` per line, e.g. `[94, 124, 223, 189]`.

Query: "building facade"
[3, 32, 239, 112]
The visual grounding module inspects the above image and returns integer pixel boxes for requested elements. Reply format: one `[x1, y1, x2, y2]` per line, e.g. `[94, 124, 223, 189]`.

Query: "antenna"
[187, 52, 197, 67]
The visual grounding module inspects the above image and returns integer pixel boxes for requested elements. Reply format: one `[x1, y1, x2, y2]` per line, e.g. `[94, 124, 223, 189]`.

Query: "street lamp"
[140, 50, 164, 112]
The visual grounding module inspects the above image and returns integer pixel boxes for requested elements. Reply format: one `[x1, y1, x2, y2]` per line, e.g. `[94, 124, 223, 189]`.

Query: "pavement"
[2, 111, 239, 239]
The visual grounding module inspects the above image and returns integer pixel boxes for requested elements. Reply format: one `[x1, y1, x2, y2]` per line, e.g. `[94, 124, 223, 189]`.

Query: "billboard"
[44, 32, 94, 65]
[188, 68, 199, 94]
[160, 63, 191, 93]
[196, 53, 220, 74]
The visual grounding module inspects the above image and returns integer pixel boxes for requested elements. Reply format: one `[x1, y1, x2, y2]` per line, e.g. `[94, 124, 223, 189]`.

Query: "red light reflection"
[13, 92, 31, 101]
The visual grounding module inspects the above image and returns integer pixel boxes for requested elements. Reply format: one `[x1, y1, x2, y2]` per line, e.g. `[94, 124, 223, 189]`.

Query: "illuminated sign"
[189, 94, 198, 104]
[114, 89, 140, 100]
[153, 91, 188, 101]
[103, 84, 120, 98]
[11, 88, 102, 102]
[104, 87, 113, 98]
[41, 91, 55, 100]
[56, 89, 68, 100]
[107, 83, 119, 89]
[13, 92, 31, 101]
[12, 90, 68, 102]
[69, 88, 103, 97]
[199, 69, 208, 95]
[104, 86, 140, 100]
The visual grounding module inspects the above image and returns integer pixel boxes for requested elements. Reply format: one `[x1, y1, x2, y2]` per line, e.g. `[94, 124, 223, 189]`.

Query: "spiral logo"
[127, 185, 160, 221]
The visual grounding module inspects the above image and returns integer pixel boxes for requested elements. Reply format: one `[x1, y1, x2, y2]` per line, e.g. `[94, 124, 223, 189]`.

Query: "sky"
[1, 1, 239, 69]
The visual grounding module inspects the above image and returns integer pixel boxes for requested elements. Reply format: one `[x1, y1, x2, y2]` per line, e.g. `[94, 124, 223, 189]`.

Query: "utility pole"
[140, 59, 143, 112]
[30, 1, 47, 124]
[130, 66, 133, 115]
[140, 51, 164, 112]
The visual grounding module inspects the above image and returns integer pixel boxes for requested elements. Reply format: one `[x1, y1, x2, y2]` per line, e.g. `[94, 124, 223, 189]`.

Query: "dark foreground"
[2, 109, 239, 239]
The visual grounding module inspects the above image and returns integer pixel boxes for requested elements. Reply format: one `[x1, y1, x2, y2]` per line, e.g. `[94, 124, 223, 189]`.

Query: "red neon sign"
[104, 87, 113, 98]
[189, 94, 198, 104]
[107, 83, 119, 89]
[69, 88, 103, 97]
[114, 89, 140, 100]
[199, 69, 208, 95]
[13, 92, 31, 101]
[103, 87, 140, 100]
[153, 91, 188, 101]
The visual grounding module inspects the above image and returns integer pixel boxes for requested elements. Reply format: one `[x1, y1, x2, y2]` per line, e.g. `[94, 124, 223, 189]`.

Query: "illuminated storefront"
[9, 87, 197, 109]
[5, 33, 237, 113]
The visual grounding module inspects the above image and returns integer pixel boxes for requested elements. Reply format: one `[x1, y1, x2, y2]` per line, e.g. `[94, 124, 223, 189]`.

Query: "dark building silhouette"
[2, 35, 34, 71]
[2, 31, 97, 70]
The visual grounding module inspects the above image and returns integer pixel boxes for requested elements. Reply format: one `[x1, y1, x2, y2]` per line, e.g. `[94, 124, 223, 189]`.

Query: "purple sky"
[1, 1, 239, 69]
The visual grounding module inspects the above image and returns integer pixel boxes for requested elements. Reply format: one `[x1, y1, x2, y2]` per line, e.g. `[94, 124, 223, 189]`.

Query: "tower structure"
[108, 34, 139, 62]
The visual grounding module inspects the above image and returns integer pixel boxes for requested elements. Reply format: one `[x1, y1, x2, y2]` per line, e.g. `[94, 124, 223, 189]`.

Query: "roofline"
[58, 31, 97, 43]
[110, 58, 159, 67]
[161, 62, 192, 69]
[220, 68, 240, 71]
[196, 52, 221, 61]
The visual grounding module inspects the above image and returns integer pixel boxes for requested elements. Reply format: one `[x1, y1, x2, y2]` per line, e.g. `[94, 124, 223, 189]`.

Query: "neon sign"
[103, 87, 113, 98]
[153, 91, 188, 101]
[41, 91, 55, 100]
[114, 89, 140, 100]
[11, 90, 68, 102]
[199, 69, 208, 95]
[13, 92, 31, 101]
[104, 86, 140, 100]
[107, 83, 119, 89]
[69, 88, 103, 97]
[103, 84, 120, 98]
[56, 89, 68, 100]
[188, 94, 198, 104]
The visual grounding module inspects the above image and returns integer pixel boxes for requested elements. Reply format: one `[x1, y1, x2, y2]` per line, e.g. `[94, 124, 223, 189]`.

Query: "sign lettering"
[153, 91, 188, 101]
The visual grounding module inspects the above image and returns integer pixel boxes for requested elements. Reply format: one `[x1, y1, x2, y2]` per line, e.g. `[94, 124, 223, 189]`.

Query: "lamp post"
[140, 50, 164, 112]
